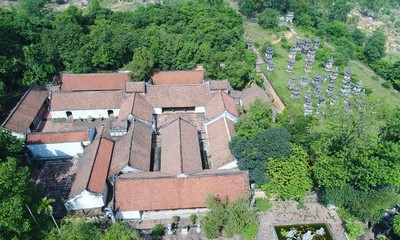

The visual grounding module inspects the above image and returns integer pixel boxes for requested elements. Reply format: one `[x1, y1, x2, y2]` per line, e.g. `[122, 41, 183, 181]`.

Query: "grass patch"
[243, 23, 400, 112]
[255, 198, 272, 212]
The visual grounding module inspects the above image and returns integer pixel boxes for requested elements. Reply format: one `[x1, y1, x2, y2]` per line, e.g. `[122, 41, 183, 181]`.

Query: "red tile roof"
[205, 91, 239, 120]
[115, 170, 249, 211]
[109, 120, 153, 176]
[152, 70, 204, 85]
[209, 80, 230, 91]
[87, 138, 114, 194]
[118, 93, 153, 122]
[69, 139, 101, 198]
[69, 137, 114, 198]
[60, 73, 129, 91]
[2, 85, 47, 133]
[26, 131, 88, 144]
[51, 91, 124, 111]
[206, 117, 236, 169]
[241, 83, 270, 109]
[160, 118, 202, 175]
[125, 82, 145, 93]
[144, 85, 209, 108]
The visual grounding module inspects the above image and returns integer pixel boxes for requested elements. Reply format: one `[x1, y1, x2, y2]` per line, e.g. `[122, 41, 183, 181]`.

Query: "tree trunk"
[50, 213, 61, 236]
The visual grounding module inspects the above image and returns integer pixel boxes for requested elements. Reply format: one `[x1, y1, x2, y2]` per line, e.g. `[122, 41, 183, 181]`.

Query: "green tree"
[235, 98, 272, 138]
[150, 224, 164, 240]
[102, 222, 142, 240]
[393, 215, 400, 237]
[345, 221, 364, 239]
[230, 127, 292, 184]
[202, 196, 258, 239]
[37, 197, 60, 236]
[262, 145, 312, 200]
[46, 216, 101, 240]
[350, 28, 366, 46]
[364, 30, 386, 64]
[129, 47, 155, 82]
[0, 129, 22, 161]
[257, 8, 279, 30]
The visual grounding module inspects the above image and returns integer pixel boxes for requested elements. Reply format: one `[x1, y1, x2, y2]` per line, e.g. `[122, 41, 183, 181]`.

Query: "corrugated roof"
[26, 131, 88, 144]
[206, 117, 236, 169]
[60, 73, 129, 91]
[2, 85, 47, 133]
[115, 170, 249, 211]
[160, 118, 202, 175]
[152, 70, 204, 85]
[51, 91, 124, 111]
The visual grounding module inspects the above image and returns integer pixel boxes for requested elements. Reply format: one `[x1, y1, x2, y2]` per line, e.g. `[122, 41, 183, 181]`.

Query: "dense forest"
[0, 0, 256, 114]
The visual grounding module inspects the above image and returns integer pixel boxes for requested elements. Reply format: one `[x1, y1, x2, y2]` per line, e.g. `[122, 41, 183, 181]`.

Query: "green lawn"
[243, 23, 400, 113]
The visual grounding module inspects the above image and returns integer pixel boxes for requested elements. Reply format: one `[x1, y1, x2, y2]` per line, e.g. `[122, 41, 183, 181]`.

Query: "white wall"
[51, 109, 120, 120]
[11, 131, 25, 139]
[65, 190, 105, 211]
[153, 108, 162, 115]
[27, 141, 90, 158]
[142, 208, 208, 220]
[218, 160, 238, 169]
[115, 211, 141, 220]
[194, 106, 205, 113]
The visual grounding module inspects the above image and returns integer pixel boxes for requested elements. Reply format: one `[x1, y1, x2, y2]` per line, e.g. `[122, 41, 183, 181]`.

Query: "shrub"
[255, 198, 272, 212]
[345, 221, 364, 239]
[87, 115, 94, 122]
[382, 81, 392, 89]
[172, 215, 180, 224]
[150, 224, 164, 240]
[393, 215, 400, 237]
[189, 214, 198, 225]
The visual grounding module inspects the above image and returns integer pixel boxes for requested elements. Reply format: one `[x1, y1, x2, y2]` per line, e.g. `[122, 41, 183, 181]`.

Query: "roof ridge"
[85, 137, 103, 190]
[178, 117, 184, 174]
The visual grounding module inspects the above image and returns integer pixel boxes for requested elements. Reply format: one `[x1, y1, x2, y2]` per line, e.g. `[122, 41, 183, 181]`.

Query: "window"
[107, 110, 114, 117]
[66, 111, 72, 118]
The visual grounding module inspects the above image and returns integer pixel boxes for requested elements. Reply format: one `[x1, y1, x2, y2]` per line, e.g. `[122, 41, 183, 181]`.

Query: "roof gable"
[109, 120, 152, 176]
[160, 118, 202, 175]
[205, 91, 238, 120]
[206, 116, 235, 169]
[241, 84, 270, 109]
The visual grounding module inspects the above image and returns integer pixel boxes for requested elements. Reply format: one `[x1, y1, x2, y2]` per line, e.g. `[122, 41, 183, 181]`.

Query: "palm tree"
[37, 197, 61, 235]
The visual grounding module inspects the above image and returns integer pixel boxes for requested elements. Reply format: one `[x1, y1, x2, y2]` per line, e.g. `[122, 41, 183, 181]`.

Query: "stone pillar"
[288, 75, 296, 90]
[267, 60, 274, 73]
[303, 38, 312, 54]
[279, 16, 285, 25]
[308, 46, 316, 59]
[305, 58, 313, 72]
[313, 37, 320, 49]
[288, 47, 297, 61]
[324, 57, 334, 72]
[295, 40, 304, 53]
[265, 46, 273, 62]
[300, 75, 309, 88]
[286, 12, 294, 25]
[343, 69, 352, 83]
[287, 59, 295, 72]
[330, 68, 339, 82]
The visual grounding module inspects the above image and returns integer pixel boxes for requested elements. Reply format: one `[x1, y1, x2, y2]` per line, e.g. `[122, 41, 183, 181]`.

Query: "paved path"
[257, 201, 346, 240]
